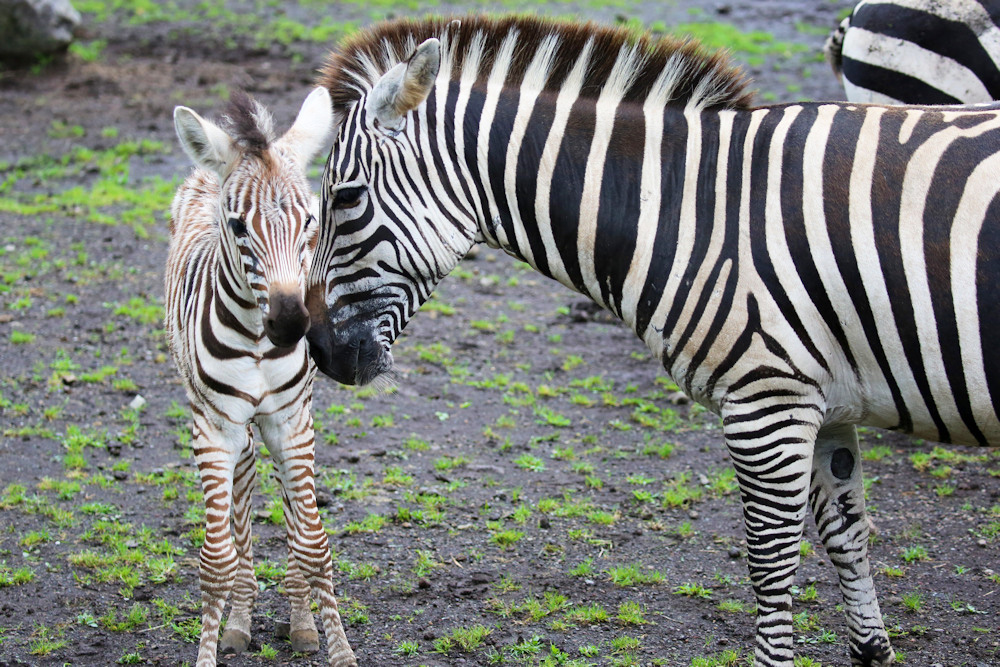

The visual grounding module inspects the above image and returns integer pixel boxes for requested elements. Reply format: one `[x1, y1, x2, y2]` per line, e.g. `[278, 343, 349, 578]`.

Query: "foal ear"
[277, 87, 336, 168]
[173, 106, 239, 179]
[367, 38, 440, 133]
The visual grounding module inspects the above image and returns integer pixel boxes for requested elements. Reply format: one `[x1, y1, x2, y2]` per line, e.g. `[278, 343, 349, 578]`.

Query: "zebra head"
[174, 88, 334, 348]
[307, 37, 480, 386]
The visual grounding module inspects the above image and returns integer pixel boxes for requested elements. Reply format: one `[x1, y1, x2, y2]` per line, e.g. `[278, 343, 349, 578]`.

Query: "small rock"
[688, 510, 699, 520]
[977, 539, 988, 548]
[129, 394, 147, 411]
[315, 489, 332, 508]
[666, 391, 690, 405]
[728, 546, 741, 559]
[112, 469, 127, 481]
[61, 373, 77, 386]
[417, 578, 431, 589]
[274, 620, 290, 639]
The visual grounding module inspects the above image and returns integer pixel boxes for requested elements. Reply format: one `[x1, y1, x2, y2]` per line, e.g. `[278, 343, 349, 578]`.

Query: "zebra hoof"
[219, 628, 251, 655]
[290, 628, 321, 653]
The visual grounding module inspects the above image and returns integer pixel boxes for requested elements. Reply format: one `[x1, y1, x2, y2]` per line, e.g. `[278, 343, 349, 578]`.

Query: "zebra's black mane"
[220, 90, 274, 157]
[318, 15, 755, 116]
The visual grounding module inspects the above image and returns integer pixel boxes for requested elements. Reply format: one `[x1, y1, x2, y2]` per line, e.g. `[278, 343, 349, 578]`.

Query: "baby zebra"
[165, 88, 357, 667]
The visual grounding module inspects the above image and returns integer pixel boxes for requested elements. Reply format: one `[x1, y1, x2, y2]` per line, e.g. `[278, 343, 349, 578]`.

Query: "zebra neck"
[477, 98, 734, 341]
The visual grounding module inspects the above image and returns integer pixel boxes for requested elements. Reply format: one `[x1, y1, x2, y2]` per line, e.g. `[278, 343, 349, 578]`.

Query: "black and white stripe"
[166, 88, 356, 667]
[826, 0, 1000, 104]
[307, 16, 1000, 667]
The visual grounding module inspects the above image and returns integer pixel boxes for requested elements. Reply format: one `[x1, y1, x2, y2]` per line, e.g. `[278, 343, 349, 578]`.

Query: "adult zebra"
[825, 0, 1000, 104]
[167, 88, 356, 667]
[306, 16, 1000, 667]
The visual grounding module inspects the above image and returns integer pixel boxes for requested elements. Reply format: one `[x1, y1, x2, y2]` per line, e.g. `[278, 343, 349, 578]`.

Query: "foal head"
[174, 88, 333, 347]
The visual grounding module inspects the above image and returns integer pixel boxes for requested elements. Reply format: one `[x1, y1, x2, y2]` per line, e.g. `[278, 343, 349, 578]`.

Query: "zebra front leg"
[810, 424, 894, 666]
[284, 539, 321, 653]
[192, 419, 242, 667]
[725, 404, 820, 667]
[286, 501, 355, 666]
[219, 430, 258, 655]
[261, 414, 357, 666]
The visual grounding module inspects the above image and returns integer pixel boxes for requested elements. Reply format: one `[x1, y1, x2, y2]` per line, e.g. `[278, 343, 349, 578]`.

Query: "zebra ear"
[277, 87, 336, 168]
[367, 38, 440, 133]
[173, 106, 239, 179]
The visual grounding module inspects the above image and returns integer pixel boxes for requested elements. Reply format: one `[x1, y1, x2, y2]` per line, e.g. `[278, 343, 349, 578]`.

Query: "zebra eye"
[228, 216, 248, 238]
[332, 185, 366, 210]
[304, 214, 315, 230]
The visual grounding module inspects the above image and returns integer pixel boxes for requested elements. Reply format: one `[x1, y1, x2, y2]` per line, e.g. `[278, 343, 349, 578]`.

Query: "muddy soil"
[0, 1, 998, 666]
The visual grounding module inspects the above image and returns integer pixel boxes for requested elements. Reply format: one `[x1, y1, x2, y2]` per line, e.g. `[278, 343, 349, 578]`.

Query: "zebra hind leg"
[219, 431, 258, 655]
[810, 424, 894, 666]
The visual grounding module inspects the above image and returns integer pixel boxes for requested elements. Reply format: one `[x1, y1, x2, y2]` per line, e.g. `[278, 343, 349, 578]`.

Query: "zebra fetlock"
[165, 87, 356, 667]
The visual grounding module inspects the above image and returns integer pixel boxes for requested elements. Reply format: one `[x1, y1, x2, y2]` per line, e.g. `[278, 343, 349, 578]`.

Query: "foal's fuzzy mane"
[219, 90, 275, 157]
[317, 15, 755, 116]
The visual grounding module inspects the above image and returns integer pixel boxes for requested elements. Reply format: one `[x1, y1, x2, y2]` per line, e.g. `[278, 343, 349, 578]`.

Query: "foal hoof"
[219, 628, 251, 655]
[290, 628, 321, 653]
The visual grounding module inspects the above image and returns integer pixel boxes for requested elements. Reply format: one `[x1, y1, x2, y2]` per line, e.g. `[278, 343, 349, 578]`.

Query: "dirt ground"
[0, 1, 998, 666]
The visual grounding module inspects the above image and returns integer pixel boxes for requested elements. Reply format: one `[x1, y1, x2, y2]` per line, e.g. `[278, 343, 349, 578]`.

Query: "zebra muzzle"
[264, 290, 310, 348]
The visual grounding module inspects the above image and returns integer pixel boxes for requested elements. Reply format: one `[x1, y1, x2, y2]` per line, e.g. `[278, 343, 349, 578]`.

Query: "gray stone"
[0, 0, 80, 59]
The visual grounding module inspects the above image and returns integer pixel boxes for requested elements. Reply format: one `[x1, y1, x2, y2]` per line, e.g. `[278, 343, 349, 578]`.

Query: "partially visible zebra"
[166, 88, 357, 667]
[826, 0, 1000, 104]
[305, 16, 1000, 667]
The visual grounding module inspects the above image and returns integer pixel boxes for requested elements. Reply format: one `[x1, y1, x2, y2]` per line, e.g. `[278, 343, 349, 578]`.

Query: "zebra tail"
[823, 15, 850, 82]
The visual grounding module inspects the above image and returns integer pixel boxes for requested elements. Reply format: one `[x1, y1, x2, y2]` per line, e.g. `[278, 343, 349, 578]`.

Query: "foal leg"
[219, 430, 258, 655]
[192, 417, 243, 667]
[810, 424, 894, 666]
[284, 536, 321, 653]
[260, 409, 356, 667]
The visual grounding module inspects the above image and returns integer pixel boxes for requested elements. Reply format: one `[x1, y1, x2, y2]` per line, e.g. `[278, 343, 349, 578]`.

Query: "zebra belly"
[852, 363, 1000, 447]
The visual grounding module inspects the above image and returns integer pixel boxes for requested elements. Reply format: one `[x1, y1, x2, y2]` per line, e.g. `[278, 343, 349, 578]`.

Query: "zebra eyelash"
[332, 185, 367, 210]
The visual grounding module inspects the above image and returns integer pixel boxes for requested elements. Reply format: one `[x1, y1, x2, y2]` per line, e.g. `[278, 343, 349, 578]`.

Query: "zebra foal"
[306, 16, 1000, 667]
[826, 0, 1000, 104]
[166, 88, 356, 667]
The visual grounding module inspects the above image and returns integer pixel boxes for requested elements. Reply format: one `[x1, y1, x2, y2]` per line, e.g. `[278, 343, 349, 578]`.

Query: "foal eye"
[332, 185, 366, 210]
[228, 216, 248, 237]
[304, 214, 315, 229]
